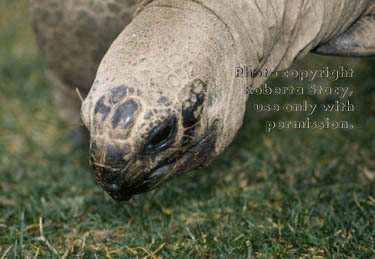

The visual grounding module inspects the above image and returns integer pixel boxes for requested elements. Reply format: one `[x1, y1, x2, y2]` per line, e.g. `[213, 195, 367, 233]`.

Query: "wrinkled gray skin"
[32, 0, 375, 201]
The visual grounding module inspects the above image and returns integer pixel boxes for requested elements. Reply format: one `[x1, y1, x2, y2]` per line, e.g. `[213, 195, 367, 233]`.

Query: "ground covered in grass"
[1, 1, 374, 258]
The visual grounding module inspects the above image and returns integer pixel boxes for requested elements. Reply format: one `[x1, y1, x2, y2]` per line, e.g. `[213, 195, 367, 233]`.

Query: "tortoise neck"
[192, 0, 370, 89]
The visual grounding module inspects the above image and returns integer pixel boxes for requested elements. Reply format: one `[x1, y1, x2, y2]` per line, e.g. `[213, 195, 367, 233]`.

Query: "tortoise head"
[80, 2, 239, 201]
[81, 77, 218, 200]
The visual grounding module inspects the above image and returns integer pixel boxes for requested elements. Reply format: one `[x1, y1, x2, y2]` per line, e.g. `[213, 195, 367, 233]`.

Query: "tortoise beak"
[90, 162, 153, 201]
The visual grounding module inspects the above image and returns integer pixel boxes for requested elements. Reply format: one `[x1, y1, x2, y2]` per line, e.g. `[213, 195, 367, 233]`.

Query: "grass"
[0, 0, 374, 258]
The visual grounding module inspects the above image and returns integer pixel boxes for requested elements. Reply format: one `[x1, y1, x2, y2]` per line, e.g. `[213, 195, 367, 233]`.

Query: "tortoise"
[30, 0, 375, 201]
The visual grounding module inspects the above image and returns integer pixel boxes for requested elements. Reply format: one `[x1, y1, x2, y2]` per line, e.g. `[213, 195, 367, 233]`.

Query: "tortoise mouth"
[93, 129, 217, 201]
[101, 160, 177, 201]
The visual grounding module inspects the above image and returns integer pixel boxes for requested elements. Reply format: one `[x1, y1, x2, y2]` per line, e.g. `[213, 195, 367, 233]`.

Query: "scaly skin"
[82, 1, 237, 200]
[81, 0, 374, 200]
[31, 0, 375, 200]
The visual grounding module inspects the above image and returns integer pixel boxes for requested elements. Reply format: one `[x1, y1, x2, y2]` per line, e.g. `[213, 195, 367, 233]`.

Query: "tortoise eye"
[149, 123, 173, 147]
[141, 117, 177, 156]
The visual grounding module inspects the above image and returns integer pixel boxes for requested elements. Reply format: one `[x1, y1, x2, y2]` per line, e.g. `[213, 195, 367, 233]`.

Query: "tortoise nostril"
[142, 117, 177, 155]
